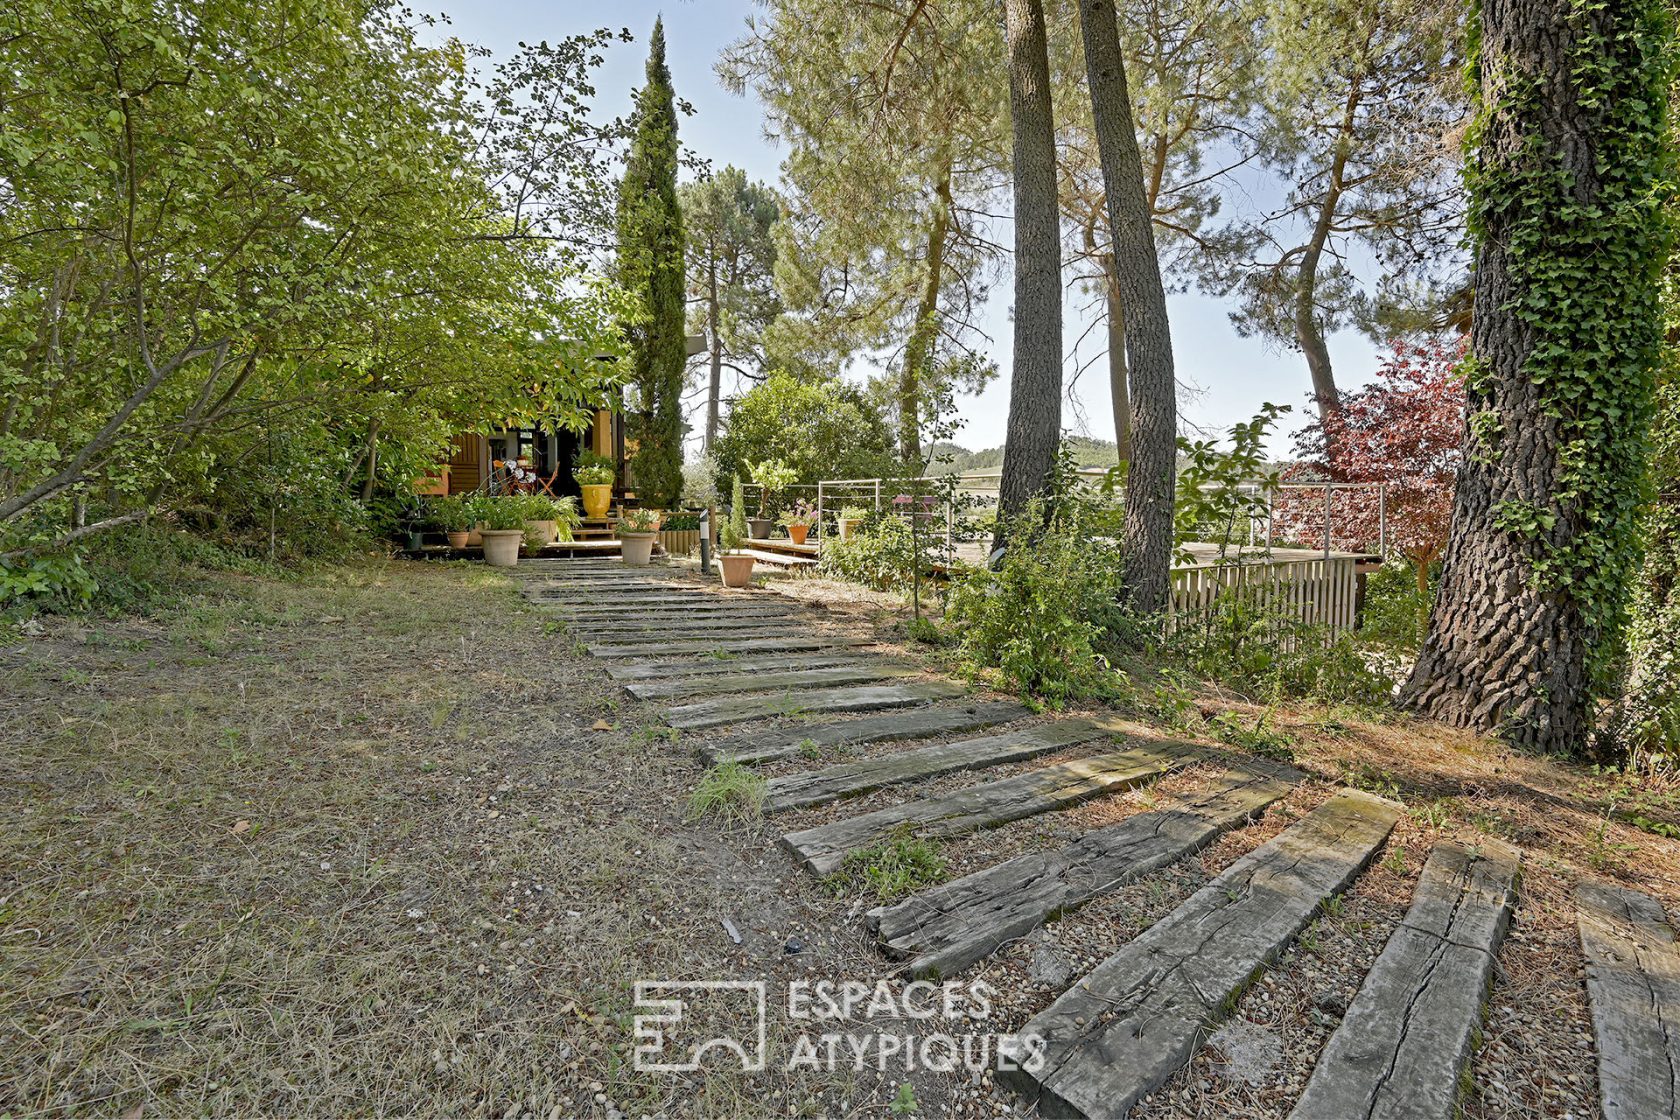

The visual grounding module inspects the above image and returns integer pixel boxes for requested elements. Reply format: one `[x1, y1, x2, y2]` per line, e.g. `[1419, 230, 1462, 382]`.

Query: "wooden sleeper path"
[664, 681, 967, 731]
[696, 701, 1034, 766]
[999, 789, 1401, 1119]
[762, 716, 1139, 813]
[628, 663, 920, 702]
[867, 761, 1299, 978]
[1576, 879, 1680, 1120]
[608, 652, 879, 682]
[783, 742, 1200, 876]
[588, 635, 871, 658]
[1290, 840, 1521, 1120]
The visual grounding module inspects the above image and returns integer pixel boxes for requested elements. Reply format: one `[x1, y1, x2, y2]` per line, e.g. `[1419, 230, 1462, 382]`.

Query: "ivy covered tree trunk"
[1079, 0, 1177, 617]
[994, 0, 1062, 547]
[617, 18, 686, 507]
[1399, 0, 1673, 756]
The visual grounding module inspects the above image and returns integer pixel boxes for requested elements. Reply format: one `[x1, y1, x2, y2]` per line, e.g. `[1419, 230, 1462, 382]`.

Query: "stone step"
[696, 701, 1034, 766]
[764, 716, 1136, 814]
[629, 663, 920, 702]
[608, 653, 879, 682]
[587, 635, 871, 659]
[999, 789, 1402, 1119]
[665, 681, 966, 731]
[1576, 879, 1680, 1120]
[868, 761, 1299, 978]
[783, 743, 1199, 877]
[1290, 840, 1521, 1120]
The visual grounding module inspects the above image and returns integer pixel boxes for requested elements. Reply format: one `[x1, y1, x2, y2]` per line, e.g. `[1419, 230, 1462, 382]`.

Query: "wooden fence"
[1168, 554, 1359, 638]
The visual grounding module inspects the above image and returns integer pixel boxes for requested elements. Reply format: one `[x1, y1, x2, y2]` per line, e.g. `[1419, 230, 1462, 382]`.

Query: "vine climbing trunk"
[1078, 0, 1177, 617]
[1399, 0, 1673, 757]
[901, 159, 953, 467]
[994, 0, 1062, 550]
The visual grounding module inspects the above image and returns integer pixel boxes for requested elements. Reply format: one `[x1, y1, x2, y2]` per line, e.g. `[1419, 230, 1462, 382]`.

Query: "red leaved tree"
[1277, 337, 1467, 598]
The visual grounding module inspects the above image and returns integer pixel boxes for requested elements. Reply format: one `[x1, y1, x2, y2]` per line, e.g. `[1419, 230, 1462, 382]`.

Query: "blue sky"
[424, 0, 1386, 454]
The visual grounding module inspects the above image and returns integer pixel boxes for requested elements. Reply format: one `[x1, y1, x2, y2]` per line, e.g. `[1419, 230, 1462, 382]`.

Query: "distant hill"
[929, 436, 1123, 473]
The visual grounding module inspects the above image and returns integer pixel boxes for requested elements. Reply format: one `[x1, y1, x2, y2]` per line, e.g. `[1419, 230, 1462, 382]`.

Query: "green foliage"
[574, 451, 615, 487]
[618, 508, 659, 534]
[0, 0, 630, 567]
[431, 495, 476, 533]
[747, 458, 799, 519]
[889, 1083, 919, 1116]
[618, 19, 686, 509]
[1165, 594, 1394, 706]
[686, 761, 766, 825]
[722, 476, 750, 552]
[1174, 404, 1289, 554]
[820, 515, 919, 592]
[824, 832, 947, 901]
[1460, 0, 1677, 689]
[711, 372, 896, 497]
[1360, 559, 1433, 653]
[945, 461, 1137, 704]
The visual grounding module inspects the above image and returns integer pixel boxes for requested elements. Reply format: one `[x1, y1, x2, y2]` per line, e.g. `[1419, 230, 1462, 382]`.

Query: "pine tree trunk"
[994, 0, 1062, 549]
[704, 250, 722, 451]
[901, 161, 953, 467]
[1296, 83, 1359, 427]
[1103, 252, 1131, 463]
[1398, 0, 1668, 755]
[1079, 0, 1176, 616]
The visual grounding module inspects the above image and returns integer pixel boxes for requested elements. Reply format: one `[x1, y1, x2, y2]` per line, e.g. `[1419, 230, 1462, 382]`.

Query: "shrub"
[722, 476, 749, 552]
[1360, 559, 1432, 653]
[945, 499, 1136, 705]
[1165, 593, 1394, 706]
[820, 514, 919, 591]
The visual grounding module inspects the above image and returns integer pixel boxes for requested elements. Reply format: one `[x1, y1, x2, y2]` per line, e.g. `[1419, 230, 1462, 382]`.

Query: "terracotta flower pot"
[479, 528, 523, 568]
[446, 530, 470, 550]
[467, 524, 484, 547]
[580, 484, 612, 519]
[720, 553, 757, 588]
[620, 531, 656, 566]
[787, 523, 810, 545]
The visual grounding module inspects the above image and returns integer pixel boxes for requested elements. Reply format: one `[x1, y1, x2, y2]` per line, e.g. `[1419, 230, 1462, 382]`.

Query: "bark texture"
[1103, 253, 1131, 462]
[1399, 0, 1664, 753]
[1078, 0, 1176, 615]
[994, 0, 1062, 549]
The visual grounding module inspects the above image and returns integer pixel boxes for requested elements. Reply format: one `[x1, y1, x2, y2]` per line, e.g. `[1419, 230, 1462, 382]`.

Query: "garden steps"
[1290, 840, 1521, 1120]
[867, 760, 1300, 978]
[664, 680, 967, 731]
[762, 715, 1139, 814]
[588, 635, 872, 658]
[998, 789, 1402, 1119]
[782, 742, 1201, 877]
[1576, 879, 1680, 1120]
[607, 652, 879, 682]
[549, 603, 799, 620]
[697, 701, 1034, 766]
[565, 621, 819, 642]
[628, 663, 920, 702]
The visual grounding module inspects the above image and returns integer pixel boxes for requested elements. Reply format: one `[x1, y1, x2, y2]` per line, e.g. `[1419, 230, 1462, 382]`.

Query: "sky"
[422, 0, 1387, 455]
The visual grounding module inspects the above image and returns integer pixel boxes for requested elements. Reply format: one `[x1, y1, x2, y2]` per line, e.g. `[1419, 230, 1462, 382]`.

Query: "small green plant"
[780, 499, 817, 528]
[889, 1082, 918, 1116]
[796, 737, 822, 760]
[825, 831, 947, 900]
[618, 507, 659, 534]
[431, 494, 475, 533]
[722, 476, 750, 553]
[687, 762, 766, 826]
[748, 458, 798, 518]
[1207, 710, 1295, 761]
[574, 450, 615, 487]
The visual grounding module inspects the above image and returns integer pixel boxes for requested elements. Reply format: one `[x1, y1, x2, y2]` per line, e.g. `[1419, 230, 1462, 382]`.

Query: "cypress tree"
[617, 18, 686, 507]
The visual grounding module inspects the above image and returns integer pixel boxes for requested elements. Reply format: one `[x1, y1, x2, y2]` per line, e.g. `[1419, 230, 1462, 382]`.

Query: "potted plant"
[513, 493, 561, 546]
[618, 507, 660, 566]
[836, 504, 870, 540]
[720, 476, 756, 588]
[574, 451, 615, 519]
[433, 495, 475, 550]
[477, 496, 528, 568]
[781, 498, 817, 546]
[747, 458, 797, 539]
